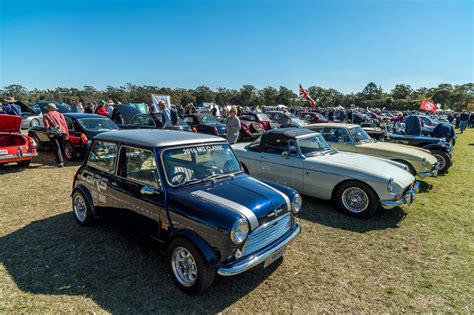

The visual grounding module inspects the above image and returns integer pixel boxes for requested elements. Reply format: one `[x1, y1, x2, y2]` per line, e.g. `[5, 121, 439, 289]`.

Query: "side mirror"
[281, 151, 289, 158]
[140, 185, 161, 196]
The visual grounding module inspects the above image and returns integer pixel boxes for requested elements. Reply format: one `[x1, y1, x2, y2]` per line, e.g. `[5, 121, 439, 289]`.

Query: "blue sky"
[0, 0, 472, 93]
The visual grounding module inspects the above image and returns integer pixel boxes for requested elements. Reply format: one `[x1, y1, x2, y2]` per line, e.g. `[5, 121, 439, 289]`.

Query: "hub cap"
[171, 247, 198, 287]
[73, 195, 87, 222]
[65, 143, 73, 159]
[342, 187, 369, 213]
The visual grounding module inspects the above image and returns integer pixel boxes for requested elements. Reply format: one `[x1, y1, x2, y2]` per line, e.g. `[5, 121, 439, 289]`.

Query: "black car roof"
[94, 129, 225, 147]
[64, 113, 109, 119]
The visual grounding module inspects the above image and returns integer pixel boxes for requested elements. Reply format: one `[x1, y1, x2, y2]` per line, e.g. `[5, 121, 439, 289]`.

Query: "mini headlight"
[291, 193, 303, 213]
[230, 219, 249, 244]
[387, 177, 395, 193]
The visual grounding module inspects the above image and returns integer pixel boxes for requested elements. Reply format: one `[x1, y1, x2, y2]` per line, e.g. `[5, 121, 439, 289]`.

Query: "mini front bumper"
[217, 223, 301, 276]
[380, 181, 419, 209]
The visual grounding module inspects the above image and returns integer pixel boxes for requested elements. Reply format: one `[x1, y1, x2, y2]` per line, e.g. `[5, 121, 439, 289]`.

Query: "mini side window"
[88, 141, 118, 173]
[123, 147, 161, 188]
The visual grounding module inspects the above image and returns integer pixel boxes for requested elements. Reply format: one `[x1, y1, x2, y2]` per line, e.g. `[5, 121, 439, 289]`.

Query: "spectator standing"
[221, 105, 228, 118]
[226, 106, 241, 144]
[459, 111, 469, 133]
[111, 105, 125, 125]
[43, 103, 69, 167]
[95, 101, 110, 117]
[280, 108, 291, 128]
[159, 101, 172, 128]
[211, 106, 217, 117]
[2, 97, 22, 115]
[84, 103, 94, 113]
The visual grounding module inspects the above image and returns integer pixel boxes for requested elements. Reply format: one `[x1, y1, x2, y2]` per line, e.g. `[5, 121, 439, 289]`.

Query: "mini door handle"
[110, 181, 118, 187]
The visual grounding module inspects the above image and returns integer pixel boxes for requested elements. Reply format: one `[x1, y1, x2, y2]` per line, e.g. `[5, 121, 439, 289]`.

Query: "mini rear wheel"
[168, 238, 216, 294]
[72, 190, 95, 225]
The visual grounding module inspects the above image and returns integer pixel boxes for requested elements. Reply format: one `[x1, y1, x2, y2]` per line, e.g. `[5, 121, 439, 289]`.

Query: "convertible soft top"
[259, 128, 315, 148]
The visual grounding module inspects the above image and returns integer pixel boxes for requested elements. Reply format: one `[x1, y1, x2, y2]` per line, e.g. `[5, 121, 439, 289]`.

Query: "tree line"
[1, 82, 472, 111]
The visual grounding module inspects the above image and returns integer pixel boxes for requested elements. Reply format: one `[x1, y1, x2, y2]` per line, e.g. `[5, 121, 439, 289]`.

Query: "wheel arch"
[167, 229, 220, 268]
[71, 185, 97, 217]
[331, 179, 380, 202]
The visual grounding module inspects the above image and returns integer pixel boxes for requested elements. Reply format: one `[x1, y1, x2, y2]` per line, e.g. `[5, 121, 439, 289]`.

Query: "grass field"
[1, 129, 473, 313]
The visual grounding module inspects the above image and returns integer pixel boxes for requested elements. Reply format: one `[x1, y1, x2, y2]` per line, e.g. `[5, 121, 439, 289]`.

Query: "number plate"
[0, 149, 8, 155]
[264, 246, 287, 268]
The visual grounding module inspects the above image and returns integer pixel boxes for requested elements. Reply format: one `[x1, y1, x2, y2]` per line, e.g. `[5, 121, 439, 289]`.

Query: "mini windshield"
[297, 135, 332, 156]
[201, 114, 218, 123]
[348, 126, 371, 143]
[162, 144, 241, 186]
[78, 118, 119, 131]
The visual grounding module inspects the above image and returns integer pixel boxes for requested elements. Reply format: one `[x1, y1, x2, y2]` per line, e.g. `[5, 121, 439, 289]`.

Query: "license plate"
[0, 149, 7, 155]
[264, 246, 287, 268]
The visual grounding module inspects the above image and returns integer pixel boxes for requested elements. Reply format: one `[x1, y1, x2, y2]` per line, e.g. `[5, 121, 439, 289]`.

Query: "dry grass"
[1, 129, 473, 313]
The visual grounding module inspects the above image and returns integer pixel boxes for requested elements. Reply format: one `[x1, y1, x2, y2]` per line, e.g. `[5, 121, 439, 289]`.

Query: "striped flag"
[299, 84, 316, 106]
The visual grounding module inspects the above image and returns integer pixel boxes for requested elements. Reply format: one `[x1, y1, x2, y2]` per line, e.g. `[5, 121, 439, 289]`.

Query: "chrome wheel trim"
[64, 143, 73, 159]
[342, 187, 369, 213]
[30, 119, 39, 127]
[432, 153, 446, 171]
[171, 246, 198, 287]
[73, 194, 87, 222]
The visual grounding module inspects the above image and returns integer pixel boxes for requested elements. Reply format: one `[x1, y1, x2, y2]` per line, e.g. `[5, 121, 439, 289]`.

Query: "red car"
[0, 114, 38, 167]
[298, 112, 329, 124]
[239, 112, 276, 140]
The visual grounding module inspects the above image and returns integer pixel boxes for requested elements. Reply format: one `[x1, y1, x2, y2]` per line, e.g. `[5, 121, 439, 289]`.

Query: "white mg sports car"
[232, 128, 419, 217]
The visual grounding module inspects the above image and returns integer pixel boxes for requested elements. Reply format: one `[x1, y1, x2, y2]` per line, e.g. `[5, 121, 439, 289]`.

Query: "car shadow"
[299, 196, 407, 233]
[0, 211, 281, 313]
[417, 180, 432, 193]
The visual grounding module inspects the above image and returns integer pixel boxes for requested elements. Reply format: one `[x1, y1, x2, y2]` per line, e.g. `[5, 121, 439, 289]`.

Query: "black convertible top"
[258, 128, 315, 150]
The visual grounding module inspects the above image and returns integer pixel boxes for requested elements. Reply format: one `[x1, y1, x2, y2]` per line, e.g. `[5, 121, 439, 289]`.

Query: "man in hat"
[226, 105, 241, 144]
[95, 100, 110, 117]
[43, 103, 69, 167]
[158, 101, 173, 129]
[1, 97, 22, 116]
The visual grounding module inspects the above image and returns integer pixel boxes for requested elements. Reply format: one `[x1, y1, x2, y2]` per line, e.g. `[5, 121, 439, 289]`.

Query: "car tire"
[168, 237, 216, 294]
[64, 141, 76, 161]
[335, 181, 379, 217]
[394, 160, 416, 176]
[72, 190, 95, 225]
[30, 119, 40, 127]
[17, 160, 31, 167]
[431, 150, 451, 174]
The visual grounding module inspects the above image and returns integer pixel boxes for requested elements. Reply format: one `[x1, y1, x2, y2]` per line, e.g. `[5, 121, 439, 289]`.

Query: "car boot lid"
[0, 114, 21, 133]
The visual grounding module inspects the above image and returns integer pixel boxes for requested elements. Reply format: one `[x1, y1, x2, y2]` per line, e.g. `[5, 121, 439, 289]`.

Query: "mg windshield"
[162, 144, 241, 186]
[348, 126, 371, 143]
[78, 118, 119, 131]
[297, 135, 333, 156]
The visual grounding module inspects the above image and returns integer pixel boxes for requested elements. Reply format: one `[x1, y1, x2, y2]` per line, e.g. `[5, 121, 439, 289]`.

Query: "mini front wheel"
[72, 190, 95, 225]
[168, 238, 216, 294]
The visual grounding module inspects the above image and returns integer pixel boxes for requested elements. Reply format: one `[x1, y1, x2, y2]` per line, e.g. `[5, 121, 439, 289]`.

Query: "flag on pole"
[299, 84, 316, 106]
[420, 99, 436, 112]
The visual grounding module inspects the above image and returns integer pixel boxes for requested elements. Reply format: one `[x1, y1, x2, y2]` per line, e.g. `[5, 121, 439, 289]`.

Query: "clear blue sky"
[0, 0, 472, 94]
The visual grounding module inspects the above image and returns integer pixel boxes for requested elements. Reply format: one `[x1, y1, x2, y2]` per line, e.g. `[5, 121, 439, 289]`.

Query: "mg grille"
[242, 213, 292, 256]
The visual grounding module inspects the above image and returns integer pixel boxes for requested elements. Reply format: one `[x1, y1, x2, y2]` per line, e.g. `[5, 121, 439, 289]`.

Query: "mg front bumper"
[380, 181, 419, 209]
[217, 223, 301, 276]
[418, 162, 440, 177]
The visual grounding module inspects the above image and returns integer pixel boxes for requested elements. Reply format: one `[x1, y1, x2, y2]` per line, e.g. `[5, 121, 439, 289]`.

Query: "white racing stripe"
[191, 190, 259, 230]
[248, 177, 292, 211]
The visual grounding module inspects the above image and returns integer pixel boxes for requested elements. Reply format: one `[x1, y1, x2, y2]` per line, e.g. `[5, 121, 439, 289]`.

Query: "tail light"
[192, 127, 197, 133]
[81, 133, 88, 145]
[214, 127, 218, 135]
[27, 137, 37, 152]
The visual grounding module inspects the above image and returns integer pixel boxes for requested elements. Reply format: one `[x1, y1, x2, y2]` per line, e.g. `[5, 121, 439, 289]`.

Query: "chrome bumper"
[418, 162, 440, 177]
[380, 181, 419, 209]
[0, 152, 37, 160]
[217, 223, 301, 276]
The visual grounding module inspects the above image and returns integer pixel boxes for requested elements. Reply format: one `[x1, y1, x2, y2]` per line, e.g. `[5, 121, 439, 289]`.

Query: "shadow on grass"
[0, 211, 280, 313]
[0, 151, 82, 174]
[299, 196, 407, 233]
[417, 180, 433, 193]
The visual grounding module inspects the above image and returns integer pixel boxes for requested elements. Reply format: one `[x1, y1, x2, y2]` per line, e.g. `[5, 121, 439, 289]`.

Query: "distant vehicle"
[238, 112, 276, 141]
[120, 113, 193, 132]
[0, 114, 38, 167]
[298, 112, 328, 124]
[183, 114, 227, 136]
[15, 101, 44, 129]
[265, 110, 307, 128]
[28, 113, 119, 160]
[71, 130, 301, 293]
[33, 102, 73, 114]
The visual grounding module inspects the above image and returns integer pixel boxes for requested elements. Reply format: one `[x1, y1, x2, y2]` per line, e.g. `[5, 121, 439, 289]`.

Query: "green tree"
[391, 84, 413, 100]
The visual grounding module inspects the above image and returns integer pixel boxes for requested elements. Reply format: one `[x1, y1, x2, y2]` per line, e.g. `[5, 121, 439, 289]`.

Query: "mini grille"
[241, 213, 292, 256]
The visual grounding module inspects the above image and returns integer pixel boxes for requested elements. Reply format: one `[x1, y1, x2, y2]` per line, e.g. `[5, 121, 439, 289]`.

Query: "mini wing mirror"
[140, 185, 161, 196]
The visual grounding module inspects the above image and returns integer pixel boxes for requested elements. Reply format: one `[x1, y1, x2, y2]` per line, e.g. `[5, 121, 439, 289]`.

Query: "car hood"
[0, 114, 21, 133]
[355, 141, 435, 161]
[305, 151, 414, 187]
[169, 174, 291, 231]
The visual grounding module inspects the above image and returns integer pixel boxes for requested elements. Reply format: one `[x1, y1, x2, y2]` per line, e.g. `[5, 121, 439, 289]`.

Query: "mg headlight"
[291, 193, 303, 214]
[387, 177, 395, 193]
[230, 219, 249, 244]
